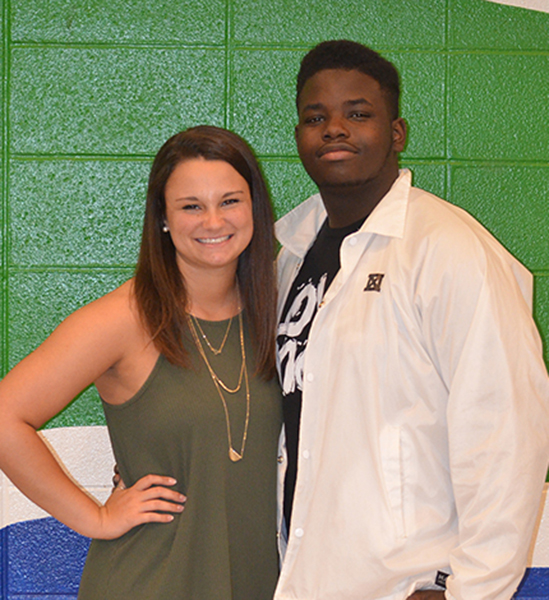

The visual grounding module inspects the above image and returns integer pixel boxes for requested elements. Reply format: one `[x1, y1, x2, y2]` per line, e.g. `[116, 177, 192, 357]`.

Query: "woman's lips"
[196, 235, 232, 244]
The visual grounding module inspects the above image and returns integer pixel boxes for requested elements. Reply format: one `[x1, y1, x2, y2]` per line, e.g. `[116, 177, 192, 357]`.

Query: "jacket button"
[295, 528, 304, 538]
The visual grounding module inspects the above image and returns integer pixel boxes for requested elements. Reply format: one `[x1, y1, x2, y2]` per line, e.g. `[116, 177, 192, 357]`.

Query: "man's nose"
[322, 115, 349, 139]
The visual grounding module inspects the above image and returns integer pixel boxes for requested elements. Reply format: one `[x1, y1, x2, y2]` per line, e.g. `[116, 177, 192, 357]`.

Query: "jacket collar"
[275, 169, 412, 258]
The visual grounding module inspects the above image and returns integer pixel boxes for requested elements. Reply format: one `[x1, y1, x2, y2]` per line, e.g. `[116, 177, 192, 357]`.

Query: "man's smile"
[317, 142, 358, 160]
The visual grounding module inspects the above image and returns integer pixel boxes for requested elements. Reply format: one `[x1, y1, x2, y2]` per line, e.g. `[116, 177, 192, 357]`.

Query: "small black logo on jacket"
[435, 571, 450, 589]
[364, 273, 385, 292]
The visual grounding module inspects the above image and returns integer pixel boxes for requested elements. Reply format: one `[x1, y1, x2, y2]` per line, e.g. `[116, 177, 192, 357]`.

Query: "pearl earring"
[162, 224, 169, 233]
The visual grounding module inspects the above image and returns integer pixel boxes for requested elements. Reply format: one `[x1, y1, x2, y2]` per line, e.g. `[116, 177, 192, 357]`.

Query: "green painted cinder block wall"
[1, 0, 548, 427]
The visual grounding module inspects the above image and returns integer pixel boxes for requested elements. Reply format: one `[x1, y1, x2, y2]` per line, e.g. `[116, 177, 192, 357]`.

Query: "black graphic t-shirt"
[277, 216, 366, 529]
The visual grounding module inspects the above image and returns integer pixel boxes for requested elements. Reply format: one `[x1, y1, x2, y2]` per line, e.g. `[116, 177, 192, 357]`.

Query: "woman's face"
[163, 158, 254, 278]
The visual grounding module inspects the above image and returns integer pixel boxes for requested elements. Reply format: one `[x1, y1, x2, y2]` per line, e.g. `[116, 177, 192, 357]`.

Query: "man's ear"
[392, 118, 407, 153]
[294, 124, 299, 144]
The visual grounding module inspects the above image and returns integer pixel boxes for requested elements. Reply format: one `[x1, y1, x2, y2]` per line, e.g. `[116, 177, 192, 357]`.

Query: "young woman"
[0, 126, 282, 599]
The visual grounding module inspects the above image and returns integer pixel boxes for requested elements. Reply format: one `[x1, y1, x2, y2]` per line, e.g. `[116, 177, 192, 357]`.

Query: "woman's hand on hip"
[96, 474, 186, 539]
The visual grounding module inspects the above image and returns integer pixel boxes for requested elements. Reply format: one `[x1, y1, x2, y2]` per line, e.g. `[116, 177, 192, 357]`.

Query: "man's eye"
[350, 112, 371, 119]
[304, 115, 324, 124]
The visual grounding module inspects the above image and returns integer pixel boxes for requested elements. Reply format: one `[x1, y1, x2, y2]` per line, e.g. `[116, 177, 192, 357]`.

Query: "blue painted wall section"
[0, 518, 546, 598]
[1, 519, 88, 599]
[6, 519, 89, 598]
[1, 529, 6, 600]
[516, 569, 549, 599]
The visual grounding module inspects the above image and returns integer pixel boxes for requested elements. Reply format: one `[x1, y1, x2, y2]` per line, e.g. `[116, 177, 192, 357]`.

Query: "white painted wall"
[0, 426, 114, 527]
[485, 0, 549, 14]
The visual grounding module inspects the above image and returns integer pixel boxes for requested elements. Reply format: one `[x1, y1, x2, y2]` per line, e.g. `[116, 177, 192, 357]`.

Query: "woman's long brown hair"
[134, 126, 277, 379]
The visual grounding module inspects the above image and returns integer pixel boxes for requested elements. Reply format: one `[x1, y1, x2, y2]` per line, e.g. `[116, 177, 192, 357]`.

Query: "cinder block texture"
[1, 0, 549, 597]
[231, 50, 302, 156]
[8, 271, 130, 427]
[449, 0, 549, 49]
[448, 54, 549, 161]
[450, 166, 549, 271]
[7, 518, 89, 595]
[404, 164, 447, 200]
[9, 160, 148, 267]
[389, 52, 446, 160]
[6, 594, 77, 600]
[11, 0, 226, 44]
[10, 48, 226, 155]
[535, 276, 549, 368]
[1, 426, 115, 527]
[261, 159, 318, 219]
[232, 0, 446, 48]
[8, 271, 130, 365]
[515, 567, 549, 599]
[1, 0, 547, 439]
[0, 529, 5, 600]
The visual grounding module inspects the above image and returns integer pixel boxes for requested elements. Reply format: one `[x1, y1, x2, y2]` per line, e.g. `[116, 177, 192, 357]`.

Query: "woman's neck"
[184, 268, 240, 321]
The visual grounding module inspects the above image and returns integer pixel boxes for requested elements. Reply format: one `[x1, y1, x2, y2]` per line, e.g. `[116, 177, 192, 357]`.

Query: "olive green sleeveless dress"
[78, 314, 282, 600]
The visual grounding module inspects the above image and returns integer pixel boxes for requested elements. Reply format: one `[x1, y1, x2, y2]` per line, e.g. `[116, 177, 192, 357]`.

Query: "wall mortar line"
[1, 8, 10, 599]
[2, 0, 11, 384]
[224, 0, 232, 130]
[444, 0, 451, 202]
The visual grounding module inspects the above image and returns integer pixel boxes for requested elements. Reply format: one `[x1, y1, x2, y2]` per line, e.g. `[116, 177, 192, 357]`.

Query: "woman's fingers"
[140, 498, 186, 517]
[131, 474, 178, 491]
[97, 473, 187, 538]
[134, 485, 186, 505]
[114, 475, 187, 508]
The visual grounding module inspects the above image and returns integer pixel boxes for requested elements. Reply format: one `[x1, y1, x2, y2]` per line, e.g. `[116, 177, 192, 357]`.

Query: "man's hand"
[112, 463, 122, 489]
[407, 591, 446, 600]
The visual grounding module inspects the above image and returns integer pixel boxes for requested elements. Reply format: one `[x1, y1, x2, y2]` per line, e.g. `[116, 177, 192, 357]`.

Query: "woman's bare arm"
[0, 282, 185, 539]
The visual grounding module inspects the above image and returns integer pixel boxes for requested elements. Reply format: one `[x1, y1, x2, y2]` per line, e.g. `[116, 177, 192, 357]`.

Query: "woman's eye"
[222, 198, 239, 206]
[181, 204, 200, 211]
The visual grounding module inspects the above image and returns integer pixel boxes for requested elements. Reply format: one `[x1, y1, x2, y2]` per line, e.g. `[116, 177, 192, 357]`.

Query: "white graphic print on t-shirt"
[277, 273, 327, 396]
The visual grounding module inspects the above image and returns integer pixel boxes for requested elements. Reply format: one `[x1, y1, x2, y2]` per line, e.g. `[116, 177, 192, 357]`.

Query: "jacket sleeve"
[419, 234, 549, 600]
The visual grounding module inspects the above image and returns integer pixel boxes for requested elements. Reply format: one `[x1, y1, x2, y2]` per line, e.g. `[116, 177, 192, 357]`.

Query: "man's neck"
[319, 170, 399, 229]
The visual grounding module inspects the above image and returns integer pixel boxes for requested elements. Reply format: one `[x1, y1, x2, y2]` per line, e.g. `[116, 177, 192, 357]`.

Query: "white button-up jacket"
[274, 170, 549, 600]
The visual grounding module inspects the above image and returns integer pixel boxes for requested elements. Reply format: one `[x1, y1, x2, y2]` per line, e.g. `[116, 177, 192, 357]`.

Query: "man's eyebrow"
[301, 102, 324, 112]
[301, 98, 374, 112]
[345, 98, 374, 107]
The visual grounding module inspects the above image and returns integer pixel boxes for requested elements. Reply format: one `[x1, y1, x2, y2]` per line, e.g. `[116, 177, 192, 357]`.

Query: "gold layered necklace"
[192, 314, 233, 355]
[190, 314, 244, 393]
[187, 311, 250, 462]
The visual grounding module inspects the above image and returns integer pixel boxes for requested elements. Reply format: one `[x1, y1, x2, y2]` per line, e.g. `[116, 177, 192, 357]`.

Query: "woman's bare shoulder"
[33, 278, 148, 376]
[67, 279, 141, 335]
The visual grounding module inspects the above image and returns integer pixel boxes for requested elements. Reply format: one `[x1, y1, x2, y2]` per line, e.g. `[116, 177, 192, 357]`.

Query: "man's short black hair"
[296, 40, 401, 120]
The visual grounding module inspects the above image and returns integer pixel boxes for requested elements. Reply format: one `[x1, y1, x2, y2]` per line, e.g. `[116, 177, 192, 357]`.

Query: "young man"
[274, 40, 549, 600]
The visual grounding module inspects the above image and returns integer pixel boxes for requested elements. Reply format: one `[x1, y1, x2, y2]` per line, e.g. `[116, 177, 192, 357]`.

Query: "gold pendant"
[229, 448, 243, 462]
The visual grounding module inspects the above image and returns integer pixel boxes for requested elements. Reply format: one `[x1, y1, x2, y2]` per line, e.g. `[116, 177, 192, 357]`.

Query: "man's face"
[295, 69, 406, 191]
